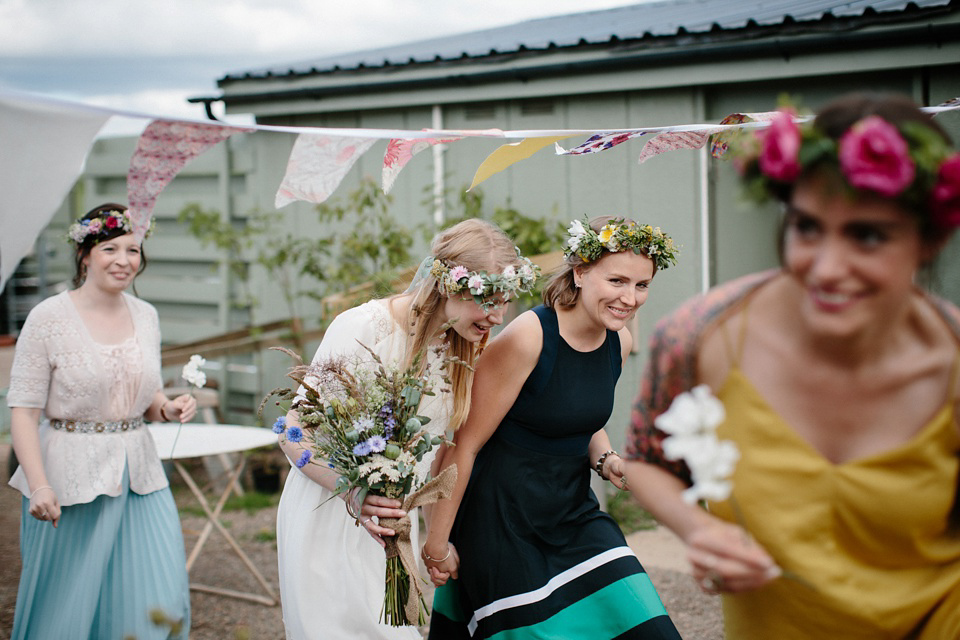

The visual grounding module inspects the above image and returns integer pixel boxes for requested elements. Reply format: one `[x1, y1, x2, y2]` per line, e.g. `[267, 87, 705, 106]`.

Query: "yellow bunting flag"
[469, 135, 576, 190]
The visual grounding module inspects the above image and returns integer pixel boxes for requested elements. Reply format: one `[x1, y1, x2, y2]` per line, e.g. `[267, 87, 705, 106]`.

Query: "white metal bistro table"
[150, 423, 280, 606]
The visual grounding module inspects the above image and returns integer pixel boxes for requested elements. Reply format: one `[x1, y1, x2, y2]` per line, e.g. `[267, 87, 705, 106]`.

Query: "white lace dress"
[276, 299, 451, 640]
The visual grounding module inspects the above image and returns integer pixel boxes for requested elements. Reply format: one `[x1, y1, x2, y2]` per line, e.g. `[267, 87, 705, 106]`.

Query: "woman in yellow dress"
[625, 92, 960, 639]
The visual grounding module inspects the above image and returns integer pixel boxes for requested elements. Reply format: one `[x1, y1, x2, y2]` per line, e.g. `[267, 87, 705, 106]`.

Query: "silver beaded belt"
[50, 417, 144, 434]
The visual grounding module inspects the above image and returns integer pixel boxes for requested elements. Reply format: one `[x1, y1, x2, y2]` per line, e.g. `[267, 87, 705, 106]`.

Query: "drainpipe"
[431, 104, 445, 225]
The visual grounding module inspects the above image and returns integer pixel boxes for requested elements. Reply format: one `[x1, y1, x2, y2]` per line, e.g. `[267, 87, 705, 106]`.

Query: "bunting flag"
[128, 120, 253, 240]
[382, 135, 462, 194]
[0, 92, 110, 291]
[275, 134, 378, 208]
[470, 136, 576, 190]
[709, 112, 781, 158]
[554, 131, 648, 156]
[635, 129, 720, 166]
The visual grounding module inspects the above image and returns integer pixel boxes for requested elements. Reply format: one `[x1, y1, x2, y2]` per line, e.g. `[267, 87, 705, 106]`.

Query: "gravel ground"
[0, 444, 722, 639]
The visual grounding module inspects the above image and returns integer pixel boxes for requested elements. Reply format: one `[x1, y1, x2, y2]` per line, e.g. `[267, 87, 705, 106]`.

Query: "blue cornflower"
[367, 435, 387, 453]
[295, 450, 312, 468]
[287, 426, 304, 443]
[272, 416, 287, 434]
[352, 441, 372, 456]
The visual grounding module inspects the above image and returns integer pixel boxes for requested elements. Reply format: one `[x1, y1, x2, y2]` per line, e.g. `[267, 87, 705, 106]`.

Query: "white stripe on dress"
[467, 546, 637, 636]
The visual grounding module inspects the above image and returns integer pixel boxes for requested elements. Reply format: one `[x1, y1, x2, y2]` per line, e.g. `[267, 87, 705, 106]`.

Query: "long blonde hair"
[397, 218, 524, 430]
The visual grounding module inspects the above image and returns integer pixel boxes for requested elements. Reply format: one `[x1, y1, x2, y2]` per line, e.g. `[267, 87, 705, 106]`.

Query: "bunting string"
[2, 87, 957, 291]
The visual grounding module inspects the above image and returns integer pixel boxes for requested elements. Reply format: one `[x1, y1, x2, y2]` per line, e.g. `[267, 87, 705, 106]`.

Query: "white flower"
[502, 265, 516, 279]
[519, 264, 534, 281]
[181, 354, 207, 388]
[468, 275, 485, 293]
[655, 384, 725, 437]
[567, 219, 586, 238]
[657, 385, 739, 505]
[352, 416, 375, 433]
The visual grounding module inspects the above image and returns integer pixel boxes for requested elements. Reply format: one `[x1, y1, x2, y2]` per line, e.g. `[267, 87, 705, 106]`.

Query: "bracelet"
[29, 485, 53, 500]
[159, 400, 171, 422]
[594, 450, 619, 480]
[421, 543, 452, 564]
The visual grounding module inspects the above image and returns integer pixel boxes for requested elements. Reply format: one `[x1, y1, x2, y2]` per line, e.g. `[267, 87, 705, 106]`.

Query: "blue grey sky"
[0, 0, 645, 135]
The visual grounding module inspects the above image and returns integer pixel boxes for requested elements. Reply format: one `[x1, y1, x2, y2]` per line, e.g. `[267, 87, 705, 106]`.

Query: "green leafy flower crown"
[429, 248, 541, 310]
[563, 217, 679, 271]
[68, 210, 154, 245]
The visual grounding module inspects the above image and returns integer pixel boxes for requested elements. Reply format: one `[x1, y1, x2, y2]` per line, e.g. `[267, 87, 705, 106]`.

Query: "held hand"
[685, 520, 781, 595]
[423, 542, 459, 585]
[167, 394, 197, 424]
[29, 486, 61, 528]
[604, 455, 629, 491]
[350, 492, 407, 548]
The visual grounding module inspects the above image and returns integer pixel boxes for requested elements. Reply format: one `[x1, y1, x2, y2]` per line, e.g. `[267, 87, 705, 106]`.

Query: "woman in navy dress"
[424, 216, 683, 639]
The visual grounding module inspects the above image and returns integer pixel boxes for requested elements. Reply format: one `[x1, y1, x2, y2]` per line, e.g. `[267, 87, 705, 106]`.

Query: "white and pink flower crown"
[68, 210, 153, 245]
[734, 109, 960, 229]
[428, 249, 540, 311]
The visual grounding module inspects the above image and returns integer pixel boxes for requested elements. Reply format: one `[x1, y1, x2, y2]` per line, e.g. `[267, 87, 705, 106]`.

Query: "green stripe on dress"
[486, 573, 667, 640]
[433, 580, 467, 623]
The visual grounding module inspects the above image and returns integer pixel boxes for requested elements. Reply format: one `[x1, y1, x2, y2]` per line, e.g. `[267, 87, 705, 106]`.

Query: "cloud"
[0, 0, 648, 136]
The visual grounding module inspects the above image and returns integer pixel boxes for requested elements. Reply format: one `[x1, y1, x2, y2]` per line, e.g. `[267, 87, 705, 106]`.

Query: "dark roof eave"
[193, 20, 960, 108]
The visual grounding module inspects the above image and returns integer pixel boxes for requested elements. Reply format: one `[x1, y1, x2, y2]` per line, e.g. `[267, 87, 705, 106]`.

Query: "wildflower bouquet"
[264, 343, 459, 626]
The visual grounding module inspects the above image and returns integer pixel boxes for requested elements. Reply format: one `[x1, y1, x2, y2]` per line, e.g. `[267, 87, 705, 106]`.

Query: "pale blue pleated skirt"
[12, 465, 190, 640]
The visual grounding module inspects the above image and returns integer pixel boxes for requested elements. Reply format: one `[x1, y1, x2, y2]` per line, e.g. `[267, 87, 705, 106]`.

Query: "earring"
[574, 280, 581, 288]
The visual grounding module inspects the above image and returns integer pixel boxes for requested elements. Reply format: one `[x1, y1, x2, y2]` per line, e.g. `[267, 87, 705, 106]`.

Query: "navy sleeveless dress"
[429, 306, 681, 639]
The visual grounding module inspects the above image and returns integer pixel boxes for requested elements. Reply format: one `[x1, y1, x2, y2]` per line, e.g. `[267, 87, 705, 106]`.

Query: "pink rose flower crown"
[733, 107, 960, 231]
[68, 209, 155, 245]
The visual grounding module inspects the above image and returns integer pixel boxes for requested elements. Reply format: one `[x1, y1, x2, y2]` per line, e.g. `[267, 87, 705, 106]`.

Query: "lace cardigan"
[7, 291, 168, 505]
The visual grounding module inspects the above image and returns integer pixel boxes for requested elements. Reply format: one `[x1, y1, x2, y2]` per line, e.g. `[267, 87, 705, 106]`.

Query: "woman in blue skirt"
[7, 203, 196, 639]
[423, 216, 683, 639]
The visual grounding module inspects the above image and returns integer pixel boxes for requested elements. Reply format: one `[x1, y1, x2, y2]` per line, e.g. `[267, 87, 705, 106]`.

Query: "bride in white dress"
[275, 219, 539, 639]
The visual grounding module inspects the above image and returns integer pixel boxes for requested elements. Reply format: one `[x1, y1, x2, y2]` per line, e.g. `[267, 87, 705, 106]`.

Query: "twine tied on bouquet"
[378, 464, 458, 625]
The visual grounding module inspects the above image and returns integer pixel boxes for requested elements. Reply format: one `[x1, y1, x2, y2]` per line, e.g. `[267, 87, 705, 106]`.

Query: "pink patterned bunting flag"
[554, 131, 647, 156]
[382, 135, 461, 194]
[275, 134, 378, 208]
[127, 120, 252, 240]
[636, 129, 719, 166]
[709, 111, 780, 158]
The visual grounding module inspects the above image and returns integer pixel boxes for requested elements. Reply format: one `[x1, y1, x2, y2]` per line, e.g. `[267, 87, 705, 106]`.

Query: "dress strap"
[529, 306, 559, 396]
[720, 298, 751, 368]
[607, 329, 622, 378]
[948, 350, 960, 402]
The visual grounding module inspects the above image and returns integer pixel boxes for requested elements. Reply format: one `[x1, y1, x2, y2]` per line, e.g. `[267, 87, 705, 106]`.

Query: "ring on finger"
[700, 570, 724, 593]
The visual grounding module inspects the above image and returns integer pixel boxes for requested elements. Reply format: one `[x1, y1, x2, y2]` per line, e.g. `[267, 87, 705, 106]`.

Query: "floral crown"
[429, 248, 541, 311]
[67, 209, 153, 245]
[734, 109, 960, 229]
[564, 217, 679, 271]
